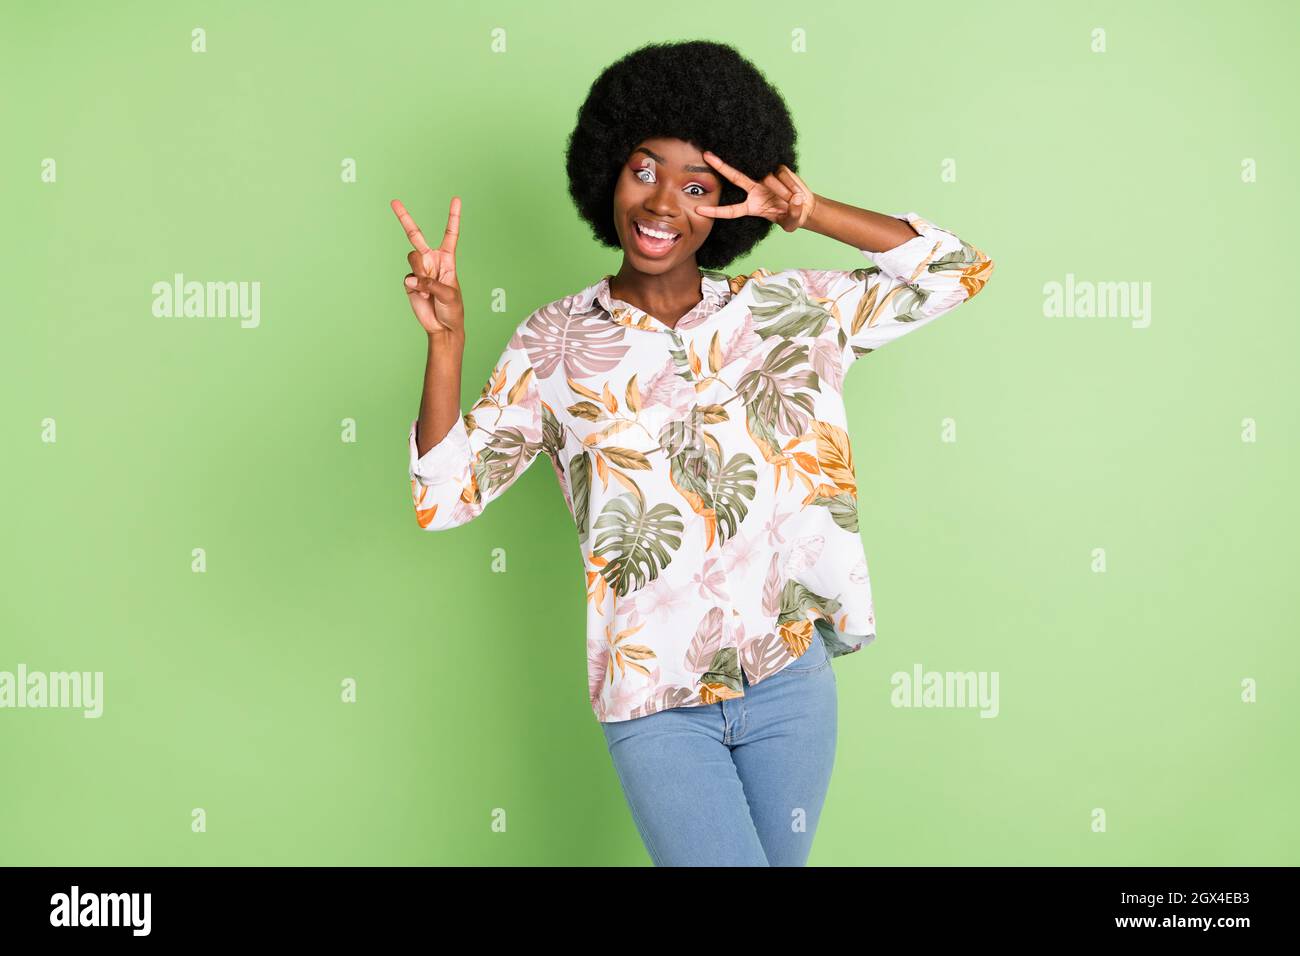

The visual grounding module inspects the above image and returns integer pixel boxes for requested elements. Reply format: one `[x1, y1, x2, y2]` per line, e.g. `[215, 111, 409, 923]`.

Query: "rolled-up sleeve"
[408, 329, 545, 531]
[806, 212, 995, 370]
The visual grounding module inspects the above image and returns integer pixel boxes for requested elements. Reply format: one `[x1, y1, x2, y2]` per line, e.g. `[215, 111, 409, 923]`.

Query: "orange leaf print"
[791, 451, 820, 474]
[584, 419, 637, 445]
[699, 682, 744, 705]
[960, 250, 995, 299]
[778, 619, 815, 658]
[802, 482, 843, 505]
[568, 376, 602, 401]
[864, 284, 910, 330]
[809, 420, 856, 494]
[850, 281, 879, 336]
[457, 471, 481, 506]
[708, 332, 722, 374]
[905, 239, 945, 283]
[609, 467, 644, 503]
[506, 365, 534, 407]
[603, 446, 651, 469]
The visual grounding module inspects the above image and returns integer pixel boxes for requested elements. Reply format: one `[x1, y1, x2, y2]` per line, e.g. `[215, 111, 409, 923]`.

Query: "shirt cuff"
[409, 416, 472, 486]
[861, 211, 943, 277]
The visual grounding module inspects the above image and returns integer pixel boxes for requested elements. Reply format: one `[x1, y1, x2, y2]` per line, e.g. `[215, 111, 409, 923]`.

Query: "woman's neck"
[609, 259, 704, 329]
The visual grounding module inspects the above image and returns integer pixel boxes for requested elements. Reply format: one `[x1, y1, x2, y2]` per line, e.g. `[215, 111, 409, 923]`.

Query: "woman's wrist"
[427, 327, 466, 351]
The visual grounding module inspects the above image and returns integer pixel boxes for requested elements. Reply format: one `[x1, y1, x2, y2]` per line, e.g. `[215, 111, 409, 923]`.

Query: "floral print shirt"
[408, 211, 995, 723]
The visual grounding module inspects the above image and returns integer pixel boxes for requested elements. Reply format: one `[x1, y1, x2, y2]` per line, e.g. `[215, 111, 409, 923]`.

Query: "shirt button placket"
[672, 327, 744, 701]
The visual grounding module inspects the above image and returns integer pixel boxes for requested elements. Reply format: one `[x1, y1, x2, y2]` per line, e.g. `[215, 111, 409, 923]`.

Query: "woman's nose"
[645, 183, 680, 217]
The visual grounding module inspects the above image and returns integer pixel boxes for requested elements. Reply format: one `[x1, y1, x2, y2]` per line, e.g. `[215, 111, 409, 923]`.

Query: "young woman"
[394, 40, 994, 866]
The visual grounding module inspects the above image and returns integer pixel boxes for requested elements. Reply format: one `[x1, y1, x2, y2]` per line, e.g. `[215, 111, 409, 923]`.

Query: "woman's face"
[612, 137, 724, 274]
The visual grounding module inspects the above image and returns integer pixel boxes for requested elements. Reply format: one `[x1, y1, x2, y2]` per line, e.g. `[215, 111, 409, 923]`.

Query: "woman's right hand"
[391, 197, 465, 336]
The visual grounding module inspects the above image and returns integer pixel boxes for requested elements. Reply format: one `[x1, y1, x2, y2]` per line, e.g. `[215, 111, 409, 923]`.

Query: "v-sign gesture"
[695, 151, 817, 233]
[392, 196, 464, 335]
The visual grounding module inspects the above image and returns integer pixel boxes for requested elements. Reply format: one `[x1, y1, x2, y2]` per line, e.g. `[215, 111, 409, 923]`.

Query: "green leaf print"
[698, 645, 742, 693]
[889, 282, 930, 322]
[929, 239, 983, 271]
[811, 491, 859, 533]
[663, 436, 757, 549]
[471, 428, 542, 501]
[735, 340, 819, 437]
[541, 402, 564, 460]
[777, 579, 843, 628]
[665, 335, 695, 382]
[748, 276, 834, 339]
[592, 493, 685, 597]
[813, 616, 861, 657]
[569, 450, 591, 543]
[658, 416, 707, 460]
[706, 451, 758, 546]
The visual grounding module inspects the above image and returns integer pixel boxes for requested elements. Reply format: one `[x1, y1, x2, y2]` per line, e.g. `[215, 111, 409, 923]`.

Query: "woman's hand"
[391, 197, 464, 335]
[695, 152, 817, 233]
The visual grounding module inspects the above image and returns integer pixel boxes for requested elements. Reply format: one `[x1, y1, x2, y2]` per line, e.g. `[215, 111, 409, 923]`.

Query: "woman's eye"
[632, 167, 706, 196]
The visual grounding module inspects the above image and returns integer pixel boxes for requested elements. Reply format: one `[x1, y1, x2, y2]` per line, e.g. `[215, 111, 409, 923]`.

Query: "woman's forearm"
[415, 329, 466, 459]
[802, 194, 920, 253]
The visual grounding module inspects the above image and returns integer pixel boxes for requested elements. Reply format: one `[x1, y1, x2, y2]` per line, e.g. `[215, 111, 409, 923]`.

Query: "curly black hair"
[565, 40, 798, 270]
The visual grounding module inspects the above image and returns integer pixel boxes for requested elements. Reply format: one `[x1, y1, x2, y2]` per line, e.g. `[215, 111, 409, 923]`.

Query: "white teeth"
[637, 223, 678, 241]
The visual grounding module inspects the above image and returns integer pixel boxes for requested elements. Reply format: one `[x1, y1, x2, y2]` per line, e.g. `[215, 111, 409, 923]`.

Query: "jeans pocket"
[781, 632, 830, 674]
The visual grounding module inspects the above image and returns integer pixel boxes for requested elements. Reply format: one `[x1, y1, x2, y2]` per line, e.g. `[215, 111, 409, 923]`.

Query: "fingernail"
[404, 277, 417, 288]
[792, 195, 802, 204]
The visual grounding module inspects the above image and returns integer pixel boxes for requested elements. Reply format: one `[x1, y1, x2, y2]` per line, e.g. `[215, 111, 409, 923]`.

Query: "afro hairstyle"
[564, 40, 798, 270]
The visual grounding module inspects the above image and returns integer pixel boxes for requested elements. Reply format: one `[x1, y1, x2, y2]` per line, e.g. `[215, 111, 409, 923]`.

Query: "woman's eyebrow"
[633, 146, 716, 175]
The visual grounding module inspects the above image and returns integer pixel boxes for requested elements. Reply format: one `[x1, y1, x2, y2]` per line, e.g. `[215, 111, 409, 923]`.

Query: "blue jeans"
[600, 631, 838, 866]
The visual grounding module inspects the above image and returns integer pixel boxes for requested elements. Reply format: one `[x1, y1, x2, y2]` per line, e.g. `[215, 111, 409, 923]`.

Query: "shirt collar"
[582, 270, 734, 333]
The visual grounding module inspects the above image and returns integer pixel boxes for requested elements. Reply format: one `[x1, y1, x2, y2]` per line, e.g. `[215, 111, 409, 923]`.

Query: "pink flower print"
[628, 573, 690, 620]
[721, 528, 762, 579]
[692, 555, 732, 602]
[763, 509, 793, 546]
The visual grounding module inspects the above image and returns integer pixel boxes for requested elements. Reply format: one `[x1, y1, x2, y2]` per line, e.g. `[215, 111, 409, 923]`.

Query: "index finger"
[439, 196, 461, 255]
[694, 202, 749, 220]
[390, 199, 432, 253]
[702, 150, 758, 191]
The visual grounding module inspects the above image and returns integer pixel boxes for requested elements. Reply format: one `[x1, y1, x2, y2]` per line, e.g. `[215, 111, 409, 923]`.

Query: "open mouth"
[632, 220, 681, 257]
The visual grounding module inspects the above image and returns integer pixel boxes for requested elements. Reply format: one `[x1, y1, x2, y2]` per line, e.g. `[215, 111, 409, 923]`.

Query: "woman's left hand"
[696, 151, 817, 233]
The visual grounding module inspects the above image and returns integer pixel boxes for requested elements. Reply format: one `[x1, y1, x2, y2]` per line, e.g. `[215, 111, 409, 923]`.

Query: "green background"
[3, 0, 1297, 865]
